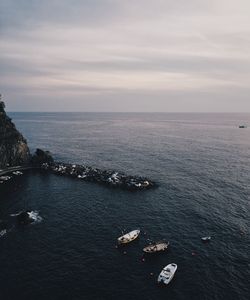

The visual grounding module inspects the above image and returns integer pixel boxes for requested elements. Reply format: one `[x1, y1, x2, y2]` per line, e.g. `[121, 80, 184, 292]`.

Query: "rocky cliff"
[0, 100, 30, 168]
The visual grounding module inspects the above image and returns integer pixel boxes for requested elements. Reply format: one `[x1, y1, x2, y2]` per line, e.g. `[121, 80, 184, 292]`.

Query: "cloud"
[1, 0, 250, 111]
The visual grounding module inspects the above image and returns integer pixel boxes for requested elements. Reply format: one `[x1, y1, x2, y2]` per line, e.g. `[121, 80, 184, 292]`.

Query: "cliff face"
[0, 101, 30, 168]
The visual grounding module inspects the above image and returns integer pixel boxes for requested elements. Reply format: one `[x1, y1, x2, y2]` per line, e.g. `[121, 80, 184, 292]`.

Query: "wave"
[10, 211, 23, 217]
[27, 211, 43, 224]
[10, 210, 43, 224]
[0, 229, 7, 238]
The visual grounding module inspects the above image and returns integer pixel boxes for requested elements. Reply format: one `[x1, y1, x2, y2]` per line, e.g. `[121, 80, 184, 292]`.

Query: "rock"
[0, 96, 156, 191]
[16, 211, 35, 225]
[41, 162, 156, 191]
[0, 97, 30, 168]
[0, 100, 5, 113]
[31, 148, 54, 166]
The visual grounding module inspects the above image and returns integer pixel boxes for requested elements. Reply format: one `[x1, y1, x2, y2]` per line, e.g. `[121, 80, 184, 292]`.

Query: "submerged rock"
[16, 211, 35, 225]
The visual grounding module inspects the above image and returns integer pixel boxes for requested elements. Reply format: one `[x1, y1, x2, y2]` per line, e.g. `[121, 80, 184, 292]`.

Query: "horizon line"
[6, 111, 250, 114]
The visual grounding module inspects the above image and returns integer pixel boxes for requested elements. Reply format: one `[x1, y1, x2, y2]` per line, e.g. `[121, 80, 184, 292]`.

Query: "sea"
[0, 112, 249, 300]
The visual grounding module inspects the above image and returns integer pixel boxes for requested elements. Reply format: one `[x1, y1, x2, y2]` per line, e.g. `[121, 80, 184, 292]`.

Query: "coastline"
[0, 161, 156, 191]
[0, 165, 35, 176]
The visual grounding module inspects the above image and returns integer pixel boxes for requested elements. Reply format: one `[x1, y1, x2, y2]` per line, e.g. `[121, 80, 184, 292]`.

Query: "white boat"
[117, 229, 140, 244]
[13, 171, 23, 175]
[77, 174, 86, 179]
[143, 241, 169, 253]
[0, 176, 11, 181]
[158, 263, 177, 285]
[201, 236, 211, 242]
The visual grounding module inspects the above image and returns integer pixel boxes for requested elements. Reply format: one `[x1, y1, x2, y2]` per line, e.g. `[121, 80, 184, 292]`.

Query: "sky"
[1, 0, 250, 112]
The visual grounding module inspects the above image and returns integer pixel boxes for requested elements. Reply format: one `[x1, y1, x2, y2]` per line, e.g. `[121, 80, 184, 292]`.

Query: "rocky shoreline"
[0, 98, 156, 192]
[41, 161, 155, 191]
[0, 160, 156, 191]
[0, 98, 156, 227]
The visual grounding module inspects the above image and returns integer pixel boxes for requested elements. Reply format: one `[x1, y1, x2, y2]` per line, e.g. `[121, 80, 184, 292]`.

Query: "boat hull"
[158, 263, 177, 285]
[143, 241, 169, 253]
[201, 236, 211, 242]
[117, 229, 140, 244]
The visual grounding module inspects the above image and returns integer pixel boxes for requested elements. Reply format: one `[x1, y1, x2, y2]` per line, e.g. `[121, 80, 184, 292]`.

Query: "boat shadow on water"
[142, 247, 171, 261]
[115, 237, 141, 252]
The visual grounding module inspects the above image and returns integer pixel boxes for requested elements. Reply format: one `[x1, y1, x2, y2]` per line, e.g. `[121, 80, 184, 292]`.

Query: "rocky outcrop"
[31, 148, 54, 165]
[41, 162, 155, 191]
[16, 211, 35, 225]
[0, 100, 30, 168]
[0, 97, 156, 191]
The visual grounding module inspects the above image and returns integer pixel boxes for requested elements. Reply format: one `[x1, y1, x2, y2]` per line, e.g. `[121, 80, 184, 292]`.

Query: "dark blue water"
[0, 113, 249, 300]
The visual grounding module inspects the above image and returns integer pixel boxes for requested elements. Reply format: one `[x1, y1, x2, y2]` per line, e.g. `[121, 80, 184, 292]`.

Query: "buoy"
[123, 251, 127, 254]
[192, 251, 197, 256]
[150, 272, 154, 276]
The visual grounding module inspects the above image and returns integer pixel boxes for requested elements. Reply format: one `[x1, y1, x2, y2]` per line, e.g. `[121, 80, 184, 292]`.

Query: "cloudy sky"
[1, 0, 250, 112]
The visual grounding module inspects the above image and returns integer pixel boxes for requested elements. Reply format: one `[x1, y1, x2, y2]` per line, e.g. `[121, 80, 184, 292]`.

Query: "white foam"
[27, 211, 43, 224]
[10, 211, 23, 217]
[0, 229, 7, 237]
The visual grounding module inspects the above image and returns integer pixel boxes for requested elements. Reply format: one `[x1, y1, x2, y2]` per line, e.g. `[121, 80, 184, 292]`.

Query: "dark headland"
[0, 100, 30, 168]
[0, 99, 155, 193]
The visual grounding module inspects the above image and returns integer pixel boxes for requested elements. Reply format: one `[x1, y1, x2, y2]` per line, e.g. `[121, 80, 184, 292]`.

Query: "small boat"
[13, 171, 23, 175]
[143, 241, 169, 253]
[117, 229, 140, 245]
[201, 236, 211, 242]
[0, 176, 11, 181]
[239, 125, 247, 128]
[158, 263, 177, 285]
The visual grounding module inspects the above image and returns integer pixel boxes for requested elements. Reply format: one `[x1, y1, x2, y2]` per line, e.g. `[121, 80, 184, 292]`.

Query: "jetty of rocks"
[41, 162, 155, 191]
[0, 98, 156, 192]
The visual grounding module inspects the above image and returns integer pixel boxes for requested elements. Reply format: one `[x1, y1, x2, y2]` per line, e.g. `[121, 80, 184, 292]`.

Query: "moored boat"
[13, 171, 23, 175]
[0, 176, 11, 181]
[117, 229, 140, 244]
[201, 236, 211, 242]
[158, 263, 177, 285]
[143, 241, 169, 253]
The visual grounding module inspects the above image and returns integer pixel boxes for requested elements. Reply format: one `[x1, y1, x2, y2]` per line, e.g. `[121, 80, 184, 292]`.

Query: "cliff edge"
[0, 99, 30, 168]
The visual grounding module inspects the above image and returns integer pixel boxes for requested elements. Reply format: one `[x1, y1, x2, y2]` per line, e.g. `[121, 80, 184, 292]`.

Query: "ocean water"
[0, 112, 249, 300]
